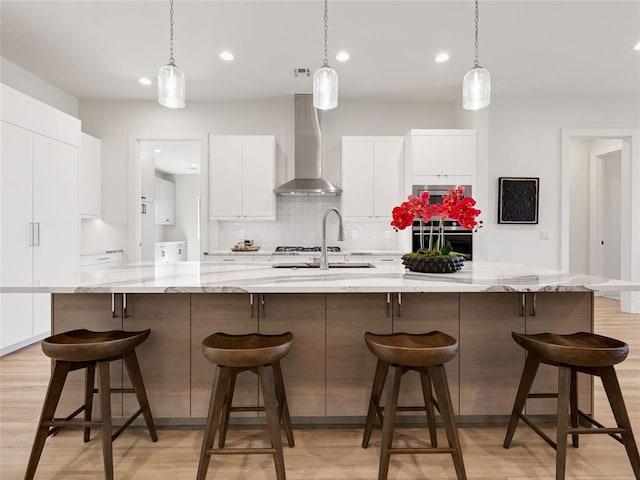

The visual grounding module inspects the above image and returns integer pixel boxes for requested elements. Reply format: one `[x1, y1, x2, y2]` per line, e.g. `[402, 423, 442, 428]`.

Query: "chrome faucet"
[320, 208, 344, 270]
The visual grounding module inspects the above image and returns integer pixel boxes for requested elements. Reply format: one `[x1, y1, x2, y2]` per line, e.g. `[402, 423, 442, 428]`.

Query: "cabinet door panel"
[52, 294, 123, 418]
[411, 136, 442, 176]
[80, 133, 101, 218]
[123, 294, 191, 419]
[459, 293, 525, 415]
[1, 122, 34, 349]
[373, 140, 404, 217]
[525, 292, 593, 415]
[341, 140, 374, 217]
[210, 136, 242, 217]
[191, 294, 259, 418]
[259, 294, 325, 417]
[242, 137, 275, 218]
[326, 293, 392, 416]
[393, 293, 460, 414]
[442, 135, 473, 176]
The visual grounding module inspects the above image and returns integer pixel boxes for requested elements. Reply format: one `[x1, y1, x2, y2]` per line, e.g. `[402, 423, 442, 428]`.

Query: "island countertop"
[2, 261, 637, 294]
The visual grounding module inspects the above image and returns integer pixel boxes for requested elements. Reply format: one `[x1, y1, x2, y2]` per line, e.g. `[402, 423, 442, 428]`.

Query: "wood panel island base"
[15, 261, 634, 427]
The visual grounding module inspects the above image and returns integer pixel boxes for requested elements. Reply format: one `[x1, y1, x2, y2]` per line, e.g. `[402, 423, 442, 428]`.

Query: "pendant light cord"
[168, 0, 175, 66]
[323, 0, 329, 67]
[474, 0, 480, 67]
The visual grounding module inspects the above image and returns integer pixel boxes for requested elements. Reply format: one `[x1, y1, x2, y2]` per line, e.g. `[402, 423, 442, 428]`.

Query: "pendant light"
[462, 0, 490, 110]
[313, 0, 338, 110]
[158, 0, 185, 108]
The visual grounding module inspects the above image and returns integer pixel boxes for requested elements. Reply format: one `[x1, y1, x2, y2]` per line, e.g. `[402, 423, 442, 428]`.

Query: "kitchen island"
[5, 261, 638, 425]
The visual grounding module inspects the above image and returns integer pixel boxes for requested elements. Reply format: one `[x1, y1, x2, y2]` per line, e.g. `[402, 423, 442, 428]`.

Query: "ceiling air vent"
[293, 68, 311, 78]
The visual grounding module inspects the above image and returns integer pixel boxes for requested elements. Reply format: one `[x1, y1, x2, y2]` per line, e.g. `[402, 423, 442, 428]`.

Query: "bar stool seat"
[198, 332, 295, 480]
[504, 331, 640, 480]
[362, 331, 466, 480]
[26, 329, 158, 480]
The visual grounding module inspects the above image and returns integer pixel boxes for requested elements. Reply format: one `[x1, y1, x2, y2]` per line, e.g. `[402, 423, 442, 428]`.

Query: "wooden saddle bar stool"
[362, 331, 466, 480]
[504, 331, 640, 480]
[25, 329, 158, 480]
[197, 332, 295, 480]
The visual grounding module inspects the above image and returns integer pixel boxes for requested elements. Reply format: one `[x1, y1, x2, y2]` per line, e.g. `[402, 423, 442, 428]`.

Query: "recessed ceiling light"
[633, 42, 640, 51]
[435, 52, 450, 63]
[138, 77, 153, 86]
[219, 51, 234, 61]
[152, 148, 162, 153]
[336, 51, 350, 62]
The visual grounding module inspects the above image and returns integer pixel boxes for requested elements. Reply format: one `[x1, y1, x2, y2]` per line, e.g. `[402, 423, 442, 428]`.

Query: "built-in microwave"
[411, 184, 473, 259]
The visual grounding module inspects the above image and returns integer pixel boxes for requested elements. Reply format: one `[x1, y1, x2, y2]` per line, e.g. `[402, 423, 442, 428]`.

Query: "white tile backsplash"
[217, 196, 398, 251]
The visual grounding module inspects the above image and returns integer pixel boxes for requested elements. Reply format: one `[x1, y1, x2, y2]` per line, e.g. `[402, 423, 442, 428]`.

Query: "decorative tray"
[230, 246, 261, 252]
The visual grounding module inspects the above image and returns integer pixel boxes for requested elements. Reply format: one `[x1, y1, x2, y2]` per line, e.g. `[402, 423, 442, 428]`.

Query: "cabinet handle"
[397, 292, 402, 317]
[529, 293, 537, 317]
[35, 222, 41, 246]
[386, 293, 391, 317]
[261, 294, 266, 318]
[250, 294, 255, 318]
[519, 293, 525, 317]
[111, 293, 118, 318]
[123, 293, 130, 317]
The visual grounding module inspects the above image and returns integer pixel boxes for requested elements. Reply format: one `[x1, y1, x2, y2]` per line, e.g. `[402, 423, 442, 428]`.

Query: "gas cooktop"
[274, 246, 341, 253]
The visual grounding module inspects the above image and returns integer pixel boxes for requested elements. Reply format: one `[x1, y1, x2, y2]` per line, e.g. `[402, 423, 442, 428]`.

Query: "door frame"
[127, 132, 209, 264]
[561, 129, 639, 313]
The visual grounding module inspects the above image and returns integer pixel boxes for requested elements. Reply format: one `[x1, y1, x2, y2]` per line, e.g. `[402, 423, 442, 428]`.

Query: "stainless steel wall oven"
[411, 185, 474, 259]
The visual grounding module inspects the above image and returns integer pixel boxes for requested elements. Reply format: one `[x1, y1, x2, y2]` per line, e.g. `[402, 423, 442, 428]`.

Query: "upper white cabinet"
[155, 177, 176, 225]
[1, 84, 80, 355]
[406, 129, 475, 185]
[341, 136, 404, 217]
[209, 135, 276, 220]
[80, 133, 101, 218]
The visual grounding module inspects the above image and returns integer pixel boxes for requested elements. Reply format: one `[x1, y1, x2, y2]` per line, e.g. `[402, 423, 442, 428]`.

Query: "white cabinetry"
[155, 242, 187, 263]
[79, 252, 123, 272]
[155, 177, 176, 225]
[209, 135, 275, 220]
[80, 133, 101, 218]
[341, 136, 404, 217]
[406, 129, 475, 185]
[1, 84, 80, 355]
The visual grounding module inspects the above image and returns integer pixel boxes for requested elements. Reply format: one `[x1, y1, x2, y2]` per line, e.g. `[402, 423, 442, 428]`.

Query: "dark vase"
[401, 254, 465, 274]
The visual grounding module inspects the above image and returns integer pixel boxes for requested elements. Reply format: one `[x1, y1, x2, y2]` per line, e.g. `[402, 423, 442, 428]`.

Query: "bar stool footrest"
[517, 412, 558, 450]
[112, 407, 144, 441]
[207, 447, 276, 456]
[389, 447, 457, 454]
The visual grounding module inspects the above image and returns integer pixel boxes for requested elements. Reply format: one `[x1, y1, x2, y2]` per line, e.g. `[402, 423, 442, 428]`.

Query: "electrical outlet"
[119, 216, 128, 226]
[351, 230, 358, 240]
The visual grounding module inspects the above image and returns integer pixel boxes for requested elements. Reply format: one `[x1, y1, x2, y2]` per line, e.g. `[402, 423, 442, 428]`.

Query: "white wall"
[79, 98, 455, 256]
[0, 57, 79, 117]
[484, 94, 639, 269]
[569, 138, 591, 274]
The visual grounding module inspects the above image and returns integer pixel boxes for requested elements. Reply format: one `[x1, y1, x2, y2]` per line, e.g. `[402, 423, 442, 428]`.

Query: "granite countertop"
[2, 262, 638, 294]
[204, 250, 405, 257]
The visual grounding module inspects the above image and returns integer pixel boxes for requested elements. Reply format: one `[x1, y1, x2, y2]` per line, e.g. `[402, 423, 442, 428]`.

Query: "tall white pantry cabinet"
[1, 84, 81, 355]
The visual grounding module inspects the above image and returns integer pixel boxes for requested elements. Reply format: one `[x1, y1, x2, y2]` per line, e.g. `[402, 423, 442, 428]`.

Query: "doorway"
[128, 133, 208, 264]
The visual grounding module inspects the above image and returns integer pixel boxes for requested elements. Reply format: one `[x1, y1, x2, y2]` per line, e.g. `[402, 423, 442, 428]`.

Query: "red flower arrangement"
[391, 186, 481, 255]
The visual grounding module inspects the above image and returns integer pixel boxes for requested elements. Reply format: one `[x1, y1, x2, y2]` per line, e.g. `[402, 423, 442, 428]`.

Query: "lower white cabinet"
[155, 242, 188, 263]
[341, 136, 404, 217]
[79, 252, 123, 272]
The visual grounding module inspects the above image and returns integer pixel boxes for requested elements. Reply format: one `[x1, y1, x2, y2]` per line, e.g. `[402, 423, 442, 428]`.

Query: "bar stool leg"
[570, 368, 579, 448]
[218, 370, 237, 448]
[273, 361, 295, 448]
[430, 365, 467, 480]
[197, 366, 231, 480]
[25, 361, 71, 480]
[123, 350, 158, 442]
[362, 359, 388, 448]
[556, 365, 572, 480]
[97, 361, 114, 480]
[504, 354, 541, 448]
[599, 367, 640, 479]
[420, 370, 438, 447]
[378, 365, 403, 480]
[259, 365, 286, 480]
[84, 363, 96, 443]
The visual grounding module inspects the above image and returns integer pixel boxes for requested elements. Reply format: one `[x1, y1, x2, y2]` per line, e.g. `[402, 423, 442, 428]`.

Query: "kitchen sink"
[272, 262, 375, 269]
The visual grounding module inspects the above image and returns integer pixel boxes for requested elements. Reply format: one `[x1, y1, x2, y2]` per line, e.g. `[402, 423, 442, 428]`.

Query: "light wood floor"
[1, 297, 638, 479]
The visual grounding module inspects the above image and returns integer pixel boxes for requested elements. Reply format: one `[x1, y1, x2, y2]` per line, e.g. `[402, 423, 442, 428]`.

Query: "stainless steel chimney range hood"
[274, 94, 342, 196]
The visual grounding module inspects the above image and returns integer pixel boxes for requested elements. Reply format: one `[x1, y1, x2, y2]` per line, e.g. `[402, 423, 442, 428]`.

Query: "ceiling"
[1, 1, 639, 103]
[140, 140, 201, 175]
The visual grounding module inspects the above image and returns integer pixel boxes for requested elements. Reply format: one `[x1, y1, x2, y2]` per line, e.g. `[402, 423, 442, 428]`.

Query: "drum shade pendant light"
[462, 0, 490, 110]
[158, 0, 185, 108]
[313, 0, 338, 110]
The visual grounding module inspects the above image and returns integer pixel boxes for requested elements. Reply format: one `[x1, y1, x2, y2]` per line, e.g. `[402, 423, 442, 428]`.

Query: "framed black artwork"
[498, 177, 539, 224]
